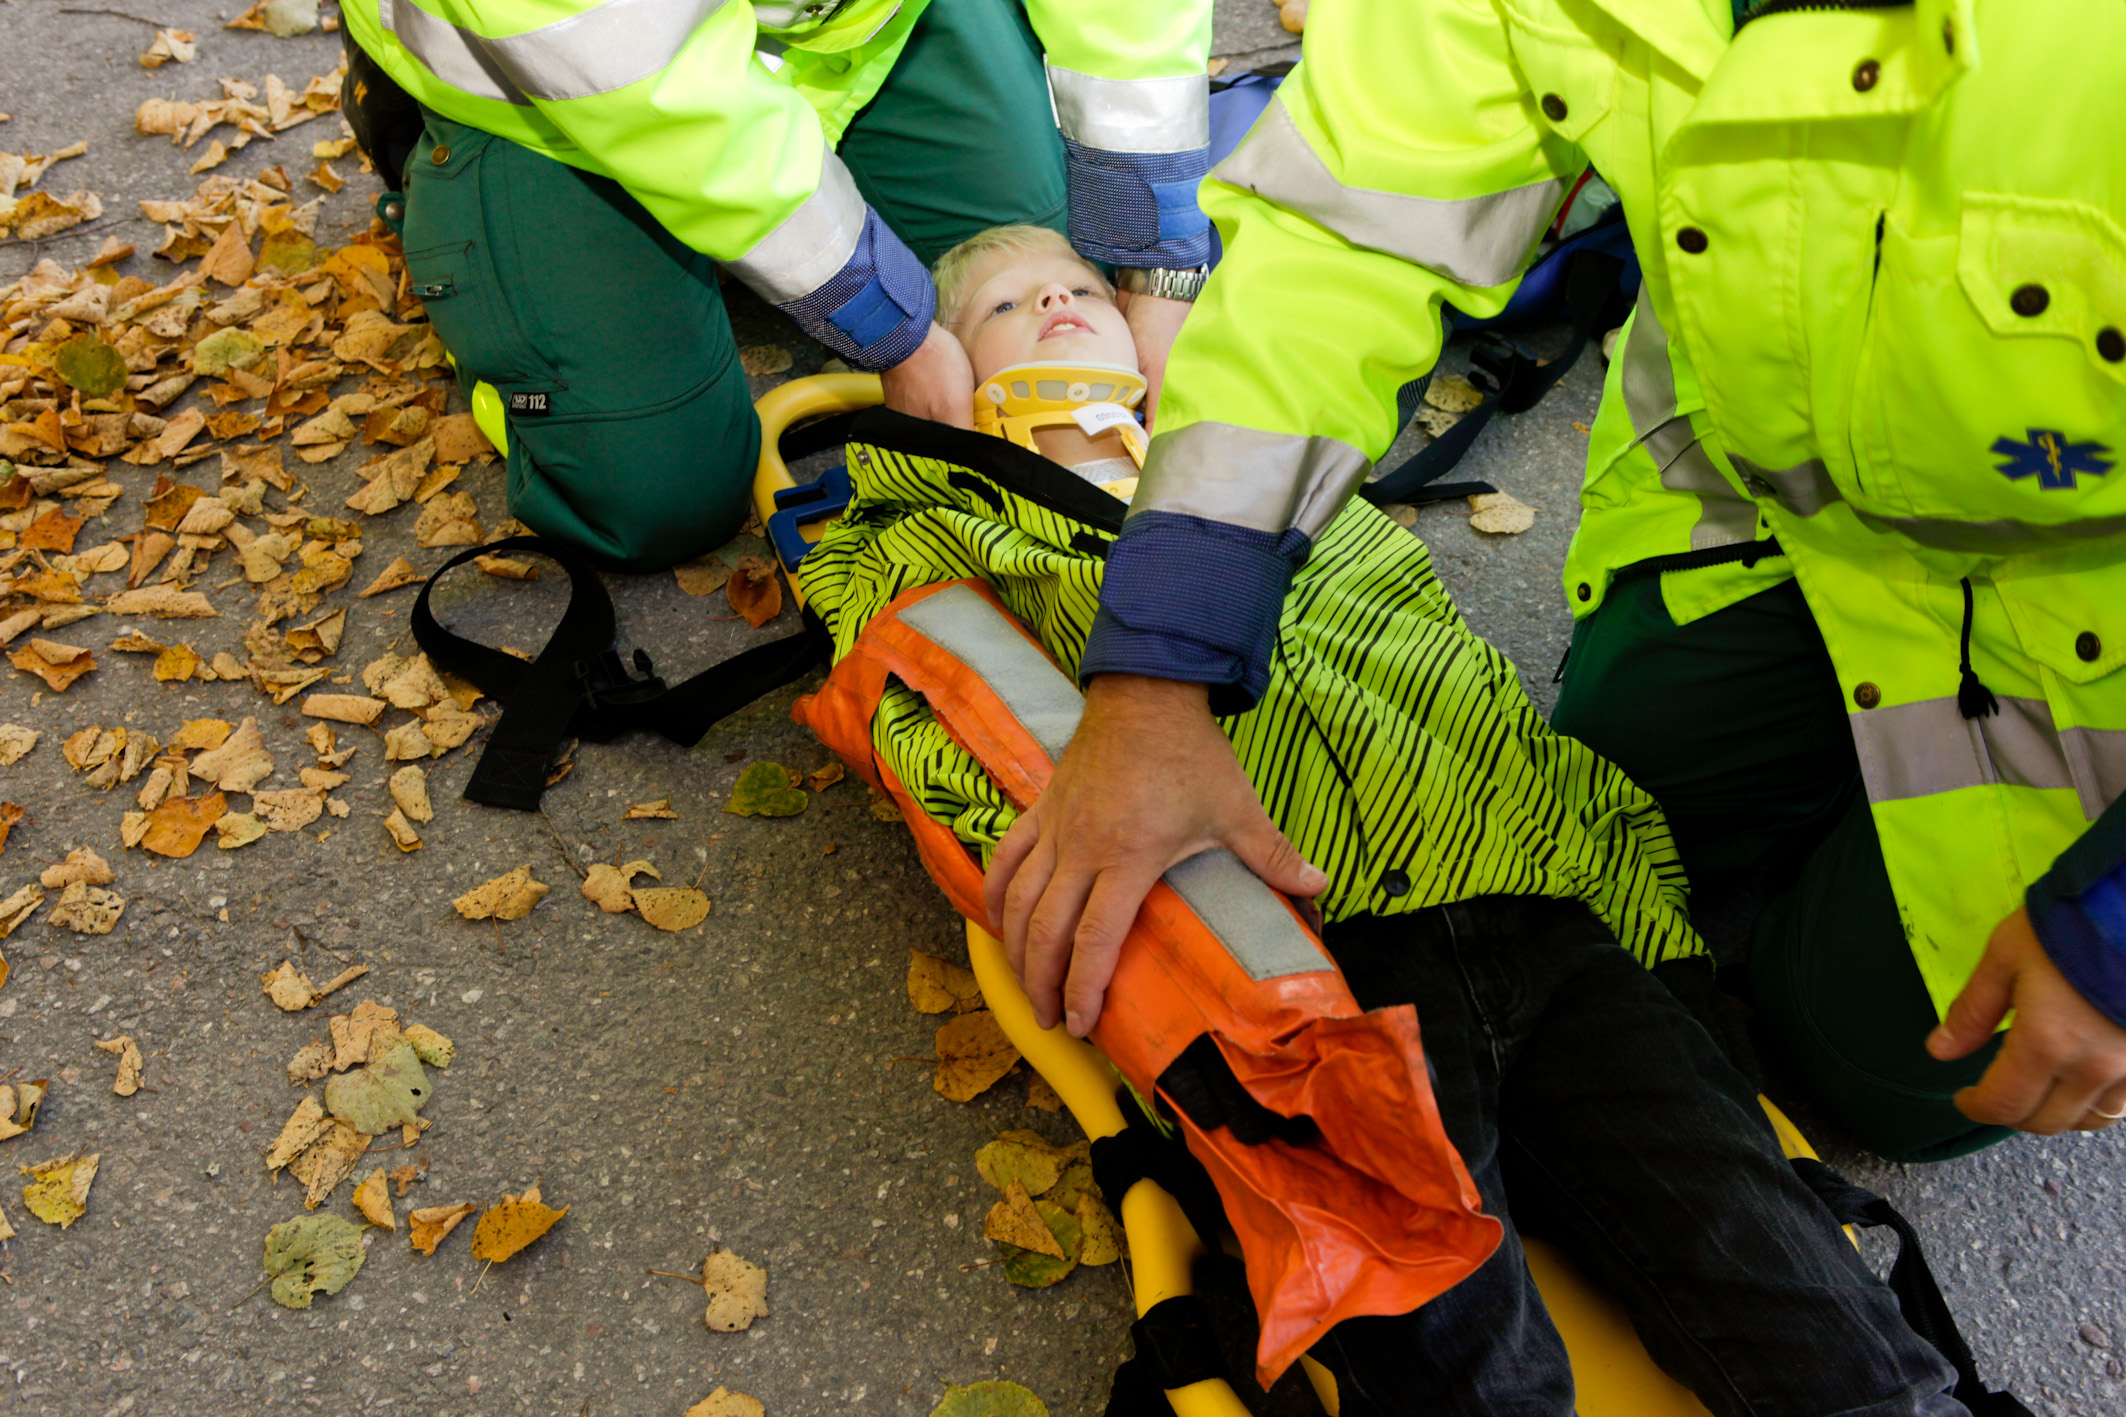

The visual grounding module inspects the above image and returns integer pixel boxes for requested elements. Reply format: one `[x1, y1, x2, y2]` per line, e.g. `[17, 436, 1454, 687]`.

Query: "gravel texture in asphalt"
[1, 2, 2121, 1415]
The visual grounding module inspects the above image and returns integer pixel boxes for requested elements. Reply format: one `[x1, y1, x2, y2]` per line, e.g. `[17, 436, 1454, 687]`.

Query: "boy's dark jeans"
[1304, 898, 1967, 1417]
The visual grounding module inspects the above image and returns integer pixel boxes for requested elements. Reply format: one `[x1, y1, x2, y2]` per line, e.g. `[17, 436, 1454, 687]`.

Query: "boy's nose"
[1036, 284, 1076, 310]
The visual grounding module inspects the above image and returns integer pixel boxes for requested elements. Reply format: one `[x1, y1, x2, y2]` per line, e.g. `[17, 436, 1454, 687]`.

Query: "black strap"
[1088, 1092, 1230, 1271]
[1103, 1296, 1232, 1416]
[1789, 1157, 2033, 1417]
[1157, 1034, 1322, 1148]
[1363, 249, 1628, 507]
[412, 535, 828, 811]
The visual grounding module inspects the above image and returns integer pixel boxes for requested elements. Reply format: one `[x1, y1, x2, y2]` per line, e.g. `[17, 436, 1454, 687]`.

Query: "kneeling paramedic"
[339, 0, 1216, 571]
[856, 225, 1971, 1415]
[993, 0, 2126, 1168]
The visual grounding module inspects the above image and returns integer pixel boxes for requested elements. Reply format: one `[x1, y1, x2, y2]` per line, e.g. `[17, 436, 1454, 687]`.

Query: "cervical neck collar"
[972, 362, 1149, 471]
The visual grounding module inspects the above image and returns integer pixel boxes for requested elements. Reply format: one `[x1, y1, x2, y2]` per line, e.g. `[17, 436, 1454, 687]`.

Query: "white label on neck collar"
[1070, 402, 1137, 438]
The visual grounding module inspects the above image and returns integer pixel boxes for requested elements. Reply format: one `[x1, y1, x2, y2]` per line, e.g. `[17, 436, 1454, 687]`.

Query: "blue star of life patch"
[1991, 429, 2113, 491]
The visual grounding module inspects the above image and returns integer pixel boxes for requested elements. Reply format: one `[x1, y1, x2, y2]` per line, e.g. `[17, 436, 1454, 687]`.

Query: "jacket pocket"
[1500, 3, 1617, 147]
[1845, 194, 2126, 545]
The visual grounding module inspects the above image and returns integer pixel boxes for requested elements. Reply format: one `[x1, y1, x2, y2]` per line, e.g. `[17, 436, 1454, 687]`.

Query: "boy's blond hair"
[932, 224, 1111, 330]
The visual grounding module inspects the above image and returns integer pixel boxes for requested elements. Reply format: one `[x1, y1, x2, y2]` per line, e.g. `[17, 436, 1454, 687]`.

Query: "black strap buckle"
[574, 648, 666, 713]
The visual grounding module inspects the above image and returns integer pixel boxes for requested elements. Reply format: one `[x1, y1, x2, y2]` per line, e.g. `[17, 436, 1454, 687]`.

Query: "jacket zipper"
[1735, 0, 1910, 32]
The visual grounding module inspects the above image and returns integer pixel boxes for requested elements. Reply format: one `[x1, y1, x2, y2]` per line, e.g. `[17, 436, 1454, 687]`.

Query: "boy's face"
[949, 249, 1138, 384]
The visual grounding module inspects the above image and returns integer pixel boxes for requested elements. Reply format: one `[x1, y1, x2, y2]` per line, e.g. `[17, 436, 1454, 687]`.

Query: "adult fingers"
[2073, 1078, 2126, 1131]
[1928, 942, 2016, 1061]
[1226, 810, 1329, 900]
[1955, 1027, 2061, 1128]
[999, 831, 1057, 983]
[2023, 1060, 2121, 1136]
[984, 807, 1042, 936]
[1061, 863, 1165, 1037]
[1020, 865, 1099, 1032]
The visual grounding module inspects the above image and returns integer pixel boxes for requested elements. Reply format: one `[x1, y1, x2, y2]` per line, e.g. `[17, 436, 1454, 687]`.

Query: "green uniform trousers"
[1551, 573, 2012, 1164]
[396, 0, 1067, 571]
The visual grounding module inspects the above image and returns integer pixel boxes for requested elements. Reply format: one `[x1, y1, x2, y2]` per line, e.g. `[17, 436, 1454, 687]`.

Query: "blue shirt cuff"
[1081, 511, 1308, 715]
[776, 206, 935, 371]
[1062, 138, 1213, 269]
[2027, 790, 2126, 1030]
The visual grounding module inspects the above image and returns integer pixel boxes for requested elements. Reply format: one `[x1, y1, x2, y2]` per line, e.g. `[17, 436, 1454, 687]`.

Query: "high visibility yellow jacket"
[1090, 0, 2126, 1018]
[342, 0, 1213, 370]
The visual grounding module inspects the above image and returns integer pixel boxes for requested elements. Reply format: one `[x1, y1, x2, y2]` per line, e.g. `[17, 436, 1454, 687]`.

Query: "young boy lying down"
[827, 225, 1970, 1416]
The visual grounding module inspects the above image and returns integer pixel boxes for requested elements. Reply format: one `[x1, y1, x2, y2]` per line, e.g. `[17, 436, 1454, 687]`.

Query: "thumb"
[1930, 943, 2017, 1061]
[1228, 813, 1329, 900]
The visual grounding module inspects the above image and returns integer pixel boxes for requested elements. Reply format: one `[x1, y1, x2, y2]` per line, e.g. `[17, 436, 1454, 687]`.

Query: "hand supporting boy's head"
[933, 225, 1138, 383]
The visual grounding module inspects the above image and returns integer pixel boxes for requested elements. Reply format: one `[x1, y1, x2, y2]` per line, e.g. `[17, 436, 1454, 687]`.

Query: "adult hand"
[1928, 906, 2126, 1133]
[878, 322, 975, 429]
[1115, 291, 1192, 429]
[983, 674, 1327, 1037]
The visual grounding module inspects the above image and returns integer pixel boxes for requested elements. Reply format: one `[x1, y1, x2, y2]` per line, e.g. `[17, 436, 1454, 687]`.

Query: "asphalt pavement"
[0, 1, 2120, 1414]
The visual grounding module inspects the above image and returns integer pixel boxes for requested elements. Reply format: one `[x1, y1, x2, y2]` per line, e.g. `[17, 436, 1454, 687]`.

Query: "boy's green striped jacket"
[797, 413, 1703, 968]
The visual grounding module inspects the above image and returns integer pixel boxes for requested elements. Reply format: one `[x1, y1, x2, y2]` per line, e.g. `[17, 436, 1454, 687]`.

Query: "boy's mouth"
[1038, 311, 1094, 341]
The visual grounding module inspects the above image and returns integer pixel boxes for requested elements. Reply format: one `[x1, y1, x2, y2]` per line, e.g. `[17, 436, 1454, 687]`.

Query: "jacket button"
[1853, 681, 1881, 709]
[2078, 632, 2102, 663]
[2010, 283, 2050, 317]
[2099, 327, 2125, 363]
[430, 144, 451, 165]
[1851, 59, 1880, 91]
[1576, 581, 1592, 602]
[1381, 869, 1411, 898]
[1541, 93, 1568, 122]
[1676, 227, 1709, 254]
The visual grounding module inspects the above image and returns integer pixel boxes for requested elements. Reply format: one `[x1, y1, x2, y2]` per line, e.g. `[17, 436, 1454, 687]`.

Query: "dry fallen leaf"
[11, 638, 94, 691]
[0, 1080, 49, 1142]
[20, 1152, 99, 1228]
[329, 1000, 401, 1071]
[141, 792, 228, 857]
[262, 1212, 366, 1309]
[381, 809, 422, 852]
[673, 557, 732, 597]
[0, 802, 23, 854]
[1027, 1074, 1064, 1113]
[351, 1166, 395, 1230]
[580, 862, 639, 914]
[623, 798, 676, 820]
[408, 1201, 475, 1256]
[40, 846, 112, 889]
[985, 1180, 1067, 1259]
[286, 1039, 334, 1085]
[95, 1035, 143, 1097]
[726, 556, 782, 628]
[401, 1023, 454, 1068]
[702, 1249, 770, 1332]
[934, 1010, 1020, 1102]
[453, 866, 548, 921]
[634, 887, 711, 932]
[357, 555, 423, 597]
[725, 762, 807, 818]
[388, 766, 432, 822]
[1467, 490, 1536, 535]
[907, 950, 984, 1015]
[0, 884, 43, 940]
[47, 880, 124, 934]
[470, 1183, 567, 1263]
[0, 725, 38, 765]
[289, 1119, 370, 1209]
[191, 716, 272, 791]
[302, 693, 385, 726]
[685, 1389, 765, 1417]
[808, 761, 845, 792]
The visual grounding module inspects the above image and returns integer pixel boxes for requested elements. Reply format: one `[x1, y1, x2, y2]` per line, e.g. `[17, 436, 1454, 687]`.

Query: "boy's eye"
[991, 300, 1016, 316]
[1072, 287, 1093, 297]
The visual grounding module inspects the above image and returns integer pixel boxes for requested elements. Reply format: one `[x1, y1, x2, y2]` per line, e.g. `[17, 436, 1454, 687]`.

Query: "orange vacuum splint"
[794, 576, 1503, 1387]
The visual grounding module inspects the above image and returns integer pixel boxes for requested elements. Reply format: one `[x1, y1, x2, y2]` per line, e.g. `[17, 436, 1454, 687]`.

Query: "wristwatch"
[1115, 264, 1210, 303]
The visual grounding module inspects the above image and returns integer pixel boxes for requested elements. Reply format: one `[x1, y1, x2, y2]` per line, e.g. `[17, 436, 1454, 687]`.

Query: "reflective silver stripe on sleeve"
[1851, 695, 2076, 803]
[384, 0, 728, 104]
[897, 585, 1084, 765]
[1852, 510, 2126, 554]
[2060, 726, 2126, 820]
[723, 150, 867, 304]
[382, 0, 528, 104]
[1046, 65, 1209, 154]
[1211, 94, 1563, 289]
[898, 586, 1329, 981]
[1728, 454, 1842, 518]
[1131, 421, 1372, 541]
[1619, 287, 1757, 550]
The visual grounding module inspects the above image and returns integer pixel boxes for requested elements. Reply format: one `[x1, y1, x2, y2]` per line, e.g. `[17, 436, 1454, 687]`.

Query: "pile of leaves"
[975, 1129, 1122, 1289]
[255, 980, 568, 1308]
